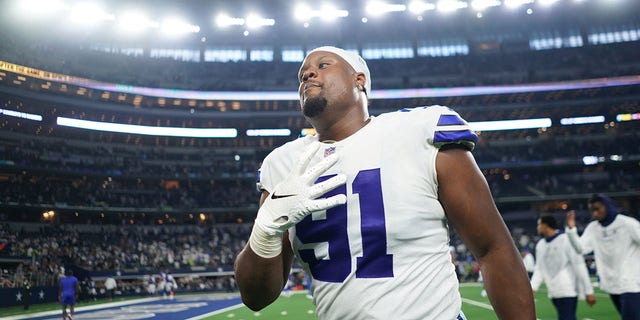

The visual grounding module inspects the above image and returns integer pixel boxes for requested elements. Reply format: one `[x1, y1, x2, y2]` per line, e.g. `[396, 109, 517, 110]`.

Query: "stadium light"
[320, 4, 350, 21]
[294, 4, 314, 21]
[365, 1, 407, 16]
[437, 0, 469, 13]
[293, 4, 348, 22]
[537, 0, 560, 7]
[69, 3, 115, 26]
[616, 113, 640, 122]
[16, 0, 67, 17]
[117, 11, 159, 33]
[161, 18, 200, 35]
[0, 108, 43, 121]
[471, 0, 501, 11]
[559, 115, 605, 125]
[582, 156, 599, 166]
[57, 117, 238, 138]
[469, 118, 552, 132]
[408, 1, 436, 14]
[216, 14, 245, 27]
[245, 14, 275, 29]
[503, 0, 534, 8]
[246, 129, 292, 137]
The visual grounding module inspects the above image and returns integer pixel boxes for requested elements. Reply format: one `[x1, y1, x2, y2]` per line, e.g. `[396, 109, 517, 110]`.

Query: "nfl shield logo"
[324, 146, 336, 157]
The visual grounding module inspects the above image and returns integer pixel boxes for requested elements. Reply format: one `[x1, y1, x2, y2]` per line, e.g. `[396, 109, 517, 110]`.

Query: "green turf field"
[0, 283, 620, 319]
[202, 283, 620, 320]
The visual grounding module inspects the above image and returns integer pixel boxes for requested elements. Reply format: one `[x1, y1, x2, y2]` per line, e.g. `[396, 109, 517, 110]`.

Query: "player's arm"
[566, 242, 596, 306]
[565, 211, 594, 254]
[234, 190, 296, 311]
[437, 147, 536, 320]
[529, 243, 543, 295]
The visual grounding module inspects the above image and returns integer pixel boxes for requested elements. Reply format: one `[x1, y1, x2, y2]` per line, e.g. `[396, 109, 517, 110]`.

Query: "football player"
[235, 46, 535, 319]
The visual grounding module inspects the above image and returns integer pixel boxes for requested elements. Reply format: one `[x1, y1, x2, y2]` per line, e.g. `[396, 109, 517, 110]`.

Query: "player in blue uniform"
[234, 46, 535, 319]
[59, 269, 79, 320]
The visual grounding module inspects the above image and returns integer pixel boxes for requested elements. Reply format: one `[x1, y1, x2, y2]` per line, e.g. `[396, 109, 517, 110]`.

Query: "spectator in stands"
[531, 214, 596, 320]
[59, 269, 79, 320]
[566, 194, 640, 319]
[235, 46, 535, 319]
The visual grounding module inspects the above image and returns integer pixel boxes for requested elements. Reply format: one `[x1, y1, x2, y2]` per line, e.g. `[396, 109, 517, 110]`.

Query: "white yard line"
[461, 298, 494, 310]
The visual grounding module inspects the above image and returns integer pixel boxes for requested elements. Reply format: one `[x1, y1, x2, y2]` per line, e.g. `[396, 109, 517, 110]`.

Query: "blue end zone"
[16, 294, 243, 320]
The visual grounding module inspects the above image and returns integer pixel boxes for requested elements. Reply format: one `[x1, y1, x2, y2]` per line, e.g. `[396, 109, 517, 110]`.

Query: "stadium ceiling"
[2, 0, 638, 45]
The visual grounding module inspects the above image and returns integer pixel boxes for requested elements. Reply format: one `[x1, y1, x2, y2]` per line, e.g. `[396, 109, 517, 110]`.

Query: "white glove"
[249, 142, 347, 258]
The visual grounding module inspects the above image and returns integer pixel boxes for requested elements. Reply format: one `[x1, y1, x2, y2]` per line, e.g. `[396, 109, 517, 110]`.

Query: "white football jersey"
[530, 233, 594, 299]
[566, 214, 640, 294]
[257, 106, 477, 320]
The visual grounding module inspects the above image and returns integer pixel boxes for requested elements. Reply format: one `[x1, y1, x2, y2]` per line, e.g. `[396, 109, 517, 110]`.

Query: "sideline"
[2, 297, 161, 320]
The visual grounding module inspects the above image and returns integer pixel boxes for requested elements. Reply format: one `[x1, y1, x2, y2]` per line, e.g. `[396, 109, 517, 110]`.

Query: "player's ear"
[354, 73, 367, 93]
[354, 73, 366, 87]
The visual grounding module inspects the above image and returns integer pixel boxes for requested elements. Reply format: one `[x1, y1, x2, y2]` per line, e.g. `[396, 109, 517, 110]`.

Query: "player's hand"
[586, 294, 596, 306]
[256, 141, 347, 236]
[566, 210, 576, 229]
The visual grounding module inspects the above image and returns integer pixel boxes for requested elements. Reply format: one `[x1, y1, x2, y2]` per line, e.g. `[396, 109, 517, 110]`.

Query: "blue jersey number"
[296, 168, 394, 282]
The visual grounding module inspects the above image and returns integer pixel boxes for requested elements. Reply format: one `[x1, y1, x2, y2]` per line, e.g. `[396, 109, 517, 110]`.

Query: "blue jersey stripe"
[437, 114, 466, 126]
[434, 130, 477, 150]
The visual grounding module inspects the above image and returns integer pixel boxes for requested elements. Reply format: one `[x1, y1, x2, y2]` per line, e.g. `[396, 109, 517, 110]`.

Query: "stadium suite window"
[282, 49, 304, 62]
[204, 49, 246, 62]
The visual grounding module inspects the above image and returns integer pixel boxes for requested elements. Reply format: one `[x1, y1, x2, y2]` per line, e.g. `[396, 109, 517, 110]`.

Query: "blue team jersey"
[60, 276, 78, 295]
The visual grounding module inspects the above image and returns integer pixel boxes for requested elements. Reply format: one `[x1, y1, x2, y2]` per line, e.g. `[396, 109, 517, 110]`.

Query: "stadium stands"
[0, 0, 639, 308]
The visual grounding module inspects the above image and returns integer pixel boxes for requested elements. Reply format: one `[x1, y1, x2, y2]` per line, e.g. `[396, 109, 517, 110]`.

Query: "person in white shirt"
[531, 215, 596, 320]
[234, 46, 535, 320]
[566, 194, 640, 319]
[103, 275, 116, 301]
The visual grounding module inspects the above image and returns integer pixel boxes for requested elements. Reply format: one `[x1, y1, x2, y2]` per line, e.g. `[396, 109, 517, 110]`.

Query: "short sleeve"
[400, 105, 477, 151]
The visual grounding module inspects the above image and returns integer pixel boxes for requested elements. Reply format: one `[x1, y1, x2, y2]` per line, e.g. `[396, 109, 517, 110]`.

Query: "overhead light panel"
[470, 0, 501, 11]
[469, 118, 552, 132]
[0, 108, 43, 121]
[245, 14, 275, 29]
[57, 117, 238, 138]
[365, 1, 407, 16]
[294, 4, 348, 21]
[161, 17, 200, 35]
[216, 14, 245, 27]
[503, 0, 534, 8]
[117, 11, 159, 33]
[16, 0, 67, 17]
[408, 1, 436, 14]
[559, 115, 605, 125]
[70, 3, 115, 25]
[437, 0, 469, 13]
[246, 129, 292, 137]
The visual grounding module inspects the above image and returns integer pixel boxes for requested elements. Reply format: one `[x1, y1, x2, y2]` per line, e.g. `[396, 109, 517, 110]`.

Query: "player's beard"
[302, 96, 328, 118]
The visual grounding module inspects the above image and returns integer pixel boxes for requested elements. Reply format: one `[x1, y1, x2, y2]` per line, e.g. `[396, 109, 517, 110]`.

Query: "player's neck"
[316, 114, 371, 143]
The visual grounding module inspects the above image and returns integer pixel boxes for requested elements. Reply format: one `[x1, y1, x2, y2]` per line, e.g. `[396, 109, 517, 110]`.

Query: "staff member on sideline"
[566, 194, 640, 319]
[531, 214, 596, 320]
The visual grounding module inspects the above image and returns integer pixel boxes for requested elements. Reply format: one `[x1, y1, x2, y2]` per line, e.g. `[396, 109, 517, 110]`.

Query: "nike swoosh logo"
[271, 193, 296, 199]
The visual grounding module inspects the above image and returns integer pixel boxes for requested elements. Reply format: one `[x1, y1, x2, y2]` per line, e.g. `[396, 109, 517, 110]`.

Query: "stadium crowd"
[0, 222, 249, 288]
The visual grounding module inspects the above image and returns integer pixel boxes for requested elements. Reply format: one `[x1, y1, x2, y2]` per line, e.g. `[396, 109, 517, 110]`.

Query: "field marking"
[461, 298, 494, 310]
[2, 297, 161, 320]
[185, 303, 245, 320]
